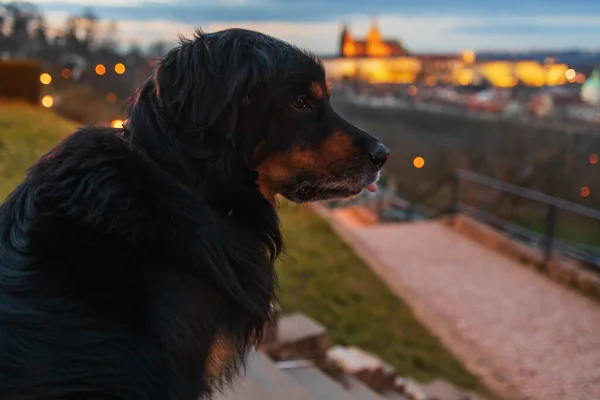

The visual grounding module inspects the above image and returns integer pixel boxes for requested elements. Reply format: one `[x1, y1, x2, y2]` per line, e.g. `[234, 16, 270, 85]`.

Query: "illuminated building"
[325, 21, 580, 88]
[340, 20, 407, 58]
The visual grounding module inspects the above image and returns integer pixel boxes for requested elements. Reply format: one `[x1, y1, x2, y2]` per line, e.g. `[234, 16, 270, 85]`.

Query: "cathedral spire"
[340, 22, 353, 57]
[367, 16, 382, 43]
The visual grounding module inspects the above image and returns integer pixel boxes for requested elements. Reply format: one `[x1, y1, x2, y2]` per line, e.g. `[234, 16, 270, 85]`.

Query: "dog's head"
[129, 28, 389, 204]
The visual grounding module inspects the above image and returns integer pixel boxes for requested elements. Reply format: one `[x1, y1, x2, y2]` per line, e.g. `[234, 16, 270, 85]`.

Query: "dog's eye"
[291, 97, 308, 109]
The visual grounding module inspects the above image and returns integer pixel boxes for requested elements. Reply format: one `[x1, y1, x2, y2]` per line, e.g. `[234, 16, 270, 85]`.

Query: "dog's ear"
[154, 30, 274, 159]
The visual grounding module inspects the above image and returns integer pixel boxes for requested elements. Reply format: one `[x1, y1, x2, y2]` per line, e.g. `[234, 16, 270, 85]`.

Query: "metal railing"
[450, 169, 600, 268]
[324, 169, 600, 269]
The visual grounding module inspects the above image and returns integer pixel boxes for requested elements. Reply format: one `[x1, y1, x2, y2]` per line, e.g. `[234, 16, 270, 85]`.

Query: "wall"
[0, 60, 42, 105]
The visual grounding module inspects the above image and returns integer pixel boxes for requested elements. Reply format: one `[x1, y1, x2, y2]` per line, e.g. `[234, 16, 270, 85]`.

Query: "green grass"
[0, 102, 480, 391]
[276, 201, 480, 390]
[0, 101, 77, 200]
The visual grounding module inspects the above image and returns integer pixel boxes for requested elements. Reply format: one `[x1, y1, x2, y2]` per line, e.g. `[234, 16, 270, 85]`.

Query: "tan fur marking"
[320, 131, 354, 162]
[310, 81, 324, 100]
[254, 130, 357, 202]
[206, 332, 236, 380]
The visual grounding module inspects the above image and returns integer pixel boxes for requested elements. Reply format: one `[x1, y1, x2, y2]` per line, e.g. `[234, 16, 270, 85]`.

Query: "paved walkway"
[320, 207, 600, 400]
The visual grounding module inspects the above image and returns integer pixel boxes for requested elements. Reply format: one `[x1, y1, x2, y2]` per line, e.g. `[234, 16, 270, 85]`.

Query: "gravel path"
[326, 212, 600, 400]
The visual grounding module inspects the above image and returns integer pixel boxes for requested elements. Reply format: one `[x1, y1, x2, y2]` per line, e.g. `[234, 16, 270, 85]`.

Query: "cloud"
[28, 0, 600, 25]
[35, 1, 600, 53]
[27, 0, 246, 6]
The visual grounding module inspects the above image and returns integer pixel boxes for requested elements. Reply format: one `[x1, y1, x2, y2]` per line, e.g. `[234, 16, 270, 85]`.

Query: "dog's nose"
[368, 143, 390, 170]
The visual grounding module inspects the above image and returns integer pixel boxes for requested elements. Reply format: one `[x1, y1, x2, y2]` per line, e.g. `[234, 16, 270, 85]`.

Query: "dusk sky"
[29, 0, 600, 54]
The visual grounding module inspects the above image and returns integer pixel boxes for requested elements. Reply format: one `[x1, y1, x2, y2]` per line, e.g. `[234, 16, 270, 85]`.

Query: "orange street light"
[41, 95, 54, 108]
[114, 63, 126, 74]
[413, 156, 425, 169]
[95, 64, 106, 76]
[581, 186, 591, 198]
[40, 73, 52, 85]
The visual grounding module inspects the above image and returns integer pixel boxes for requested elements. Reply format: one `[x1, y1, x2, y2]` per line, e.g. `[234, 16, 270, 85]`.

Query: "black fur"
[0, 28, 388, 399]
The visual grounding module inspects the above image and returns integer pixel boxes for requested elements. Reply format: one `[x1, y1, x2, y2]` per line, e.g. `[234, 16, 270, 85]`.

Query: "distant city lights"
[39, 73, 52, 85]
[462, 50, 476, 64]
[95, 64, 106, 76]
[575, 73, 586, 84]
[413, 156, 425, 169]
[580, 186, 591, 198]
[41, 95, 54, 108]
[425, 76, 437, 86]
[114, 63, 126, 75]
[111, 119, 124, 128]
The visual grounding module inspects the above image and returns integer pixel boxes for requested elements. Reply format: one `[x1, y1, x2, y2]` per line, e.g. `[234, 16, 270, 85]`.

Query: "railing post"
[406, 203, 414, 221]
[450, 172, 461, 215]
[543, 205, 556, 267]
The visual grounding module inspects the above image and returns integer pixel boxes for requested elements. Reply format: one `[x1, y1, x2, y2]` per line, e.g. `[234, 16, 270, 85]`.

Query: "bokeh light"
[114, 63, 126, 74]
[407, 85, 417, 96]
[462, 49, 476, 64]
[61, 68, 72, 79]
[111, 119, 124, 128]
[40, 73, 52, 85]
[106, 93, 118, 103]
[590, 154, 599, 165]
[565, 69, 576, 80]
[580, 186, 591, 198]
[41, 95, 54, 108]
[95, 64, 106, 76]
[413, 156, 425, 169]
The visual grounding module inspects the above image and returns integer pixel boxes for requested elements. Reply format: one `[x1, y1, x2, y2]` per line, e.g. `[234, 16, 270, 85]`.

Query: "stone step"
[382, 392, 411, 400]
[402, 378, 430, 400]
[262, 312, 329, 362]
[420, 379, 464, 400]
[344, 376, 386, 400]
[216, 352, 319, 400]
[286, 365, 358, 400]
[260, 302, 280, 348]
[215, 372, 274, 400]
[327, 345, 395, 392]
[455, 392, 489, 400]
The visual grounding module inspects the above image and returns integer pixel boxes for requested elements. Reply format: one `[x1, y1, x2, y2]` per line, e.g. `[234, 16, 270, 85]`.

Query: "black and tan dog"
[0, 28, 389, 399]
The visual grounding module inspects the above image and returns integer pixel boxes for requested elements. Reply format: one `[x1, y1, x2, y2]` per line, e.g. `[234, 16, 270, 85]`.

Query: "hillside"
[0, 101, 77, 200]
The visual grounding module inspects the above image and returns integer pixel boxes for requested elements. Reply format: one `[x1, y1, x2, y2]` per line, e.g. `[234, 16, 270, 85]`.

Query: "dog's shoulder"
[0, 125, 199, 273]
[31, 126, 153, 187]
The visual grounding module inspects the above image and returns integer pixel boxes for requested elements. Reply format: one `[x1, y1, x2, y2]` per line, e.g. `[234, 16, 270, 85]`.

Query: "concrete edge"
[445, 214, 600, 300]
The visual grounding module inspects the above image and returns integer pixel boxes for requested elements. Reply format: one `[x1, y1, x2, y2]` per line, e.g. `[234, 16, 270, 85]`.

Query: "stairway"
[216, 311, 486, 400]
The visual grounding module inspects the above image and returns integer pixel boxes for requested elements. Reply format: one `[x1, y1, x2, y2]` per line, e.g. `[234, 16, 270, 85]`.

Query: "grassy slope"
[276, 201, 480, 389]
[0, 102, 480, 390]
[0, 101, 77, 200]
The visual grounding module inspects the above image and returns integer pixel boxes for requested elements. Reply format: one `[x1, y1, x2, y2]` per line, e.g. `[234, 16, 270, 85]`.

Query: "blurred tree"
[1, 2, 41, 57]
[99, 20, 119, 52]
[80, 7, 97, 53]
[148, 40, 167, 58]
[64, 7, 99, 55]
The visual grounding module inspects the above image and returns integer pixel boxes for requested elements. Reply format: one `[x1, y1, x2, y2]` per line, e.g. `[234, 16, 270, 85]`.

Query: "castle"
[339, 20, 408, 58]
[323, 20, 575, 88]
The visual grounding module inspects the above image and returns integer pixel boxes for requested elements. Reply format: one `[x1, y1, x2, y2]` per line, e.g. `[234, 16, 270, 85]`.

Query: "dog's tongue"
[365, 182, 378, 192]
